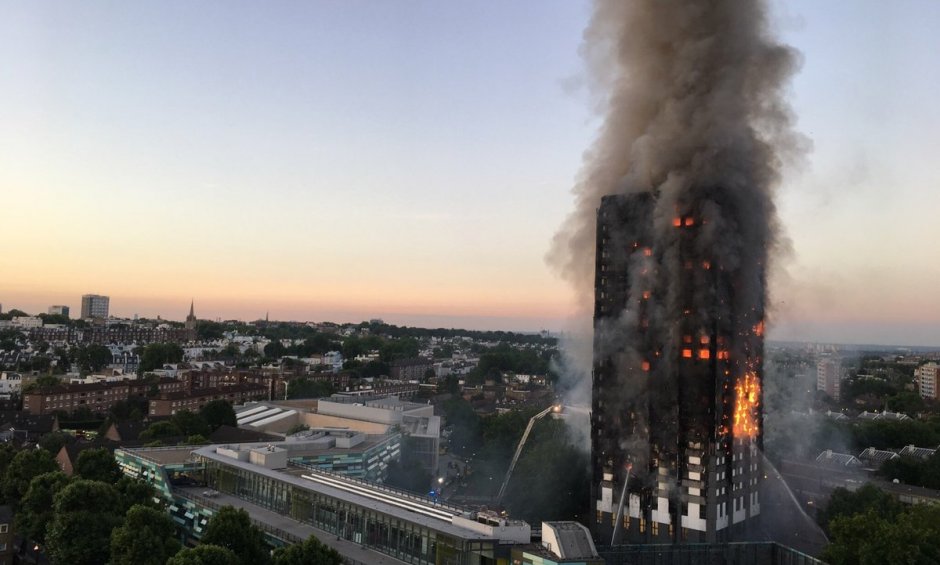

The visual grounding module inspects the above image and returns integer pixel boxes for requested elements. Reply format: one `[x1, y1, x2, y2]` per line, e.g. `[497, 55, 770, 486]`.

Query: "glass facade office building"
[117, 445, 519, 565]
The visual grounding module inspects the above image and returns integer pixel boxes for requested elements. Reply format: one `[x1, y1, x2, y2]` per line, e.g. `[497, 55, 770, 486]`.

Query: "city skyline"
[2, 1, 940, 346]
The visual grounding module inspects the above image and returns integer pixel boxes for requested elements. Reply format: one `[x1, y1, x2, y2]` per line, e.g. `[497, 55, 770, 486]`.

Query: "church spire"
[185, 299, 197, 331]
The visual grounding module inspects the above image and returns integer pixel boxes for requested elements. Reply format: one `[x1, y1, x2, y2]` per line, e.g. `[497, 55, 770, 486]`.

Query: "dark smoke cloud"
[548, 0, 806, 302]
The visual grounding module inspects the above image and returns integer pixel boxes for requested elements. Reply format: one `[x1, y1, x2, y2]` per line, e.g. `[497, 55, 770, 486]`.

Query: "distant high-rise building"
[185, 300, 197, 331]
[591, 194, 764, 545]
[916, 363, 940, 400]
[80, 294, 110, 319]
[816, 358, 842, 401]
[48, 305, 70, 317]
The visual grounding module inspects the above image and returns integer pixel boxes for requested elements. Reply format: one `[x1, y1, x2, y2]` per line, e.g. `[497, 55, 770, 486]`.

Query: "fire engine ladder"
[495, 404, 556, 505]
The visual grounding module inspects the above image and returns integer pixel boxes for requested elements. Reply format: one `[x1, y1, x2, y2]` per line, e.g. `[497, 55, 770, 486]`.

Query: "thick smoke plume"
[549, 0, 804, 414]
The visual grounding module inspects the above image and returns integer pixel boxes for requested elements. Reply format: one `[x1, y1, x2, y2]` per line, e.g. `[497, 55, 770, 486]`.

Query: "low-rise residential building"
[149, 384, 268, 417]
[0, 373, 22, 399]
[0, 411, 59, 442]
[22, 377, 186, 415]
[391, 357, 433, 380]
[858, 447, 900, 470]
[11, 316, 42, 329]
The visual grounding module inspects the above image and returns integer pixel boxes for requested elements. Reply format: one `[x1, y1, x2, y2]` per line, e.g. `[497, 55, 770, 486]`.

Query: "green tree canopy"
[38, 430, 75, 455]
[286, 378, 335, 400]
[200, 506, 271, 565]
[503, 419, 590, 524]
[46, 480, 124, 565]
[110, 504, 182, 565]
[200, 400, 237, 431]
[172, 410, 211, 437]
[818, 484, 903, 534]
[195, 320, 226, 341]
[74, 344, 113, 372]
[108, 397, 149, 422]
[138, 342, 184, 374]
[0, 444, 16, 481]
[139, 420, 183, 442]
[74, 447, 122, 483]
[167, 545, 241, 565]
[823, 504, 940, 565]
[272, 535, 343, 565]
[15, 471, 70, 545]
[115, 476, 159, 513]
[1, 447, 58, 505]
[22, 374, 62, 394]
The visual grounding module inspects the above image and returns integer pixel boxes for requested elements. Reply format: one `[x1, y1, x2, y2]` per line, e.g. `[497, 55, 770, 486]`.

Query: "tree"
[22, 374, 62, 394]
[503, 419, 590, 524]
[263, 341, 286, 359]
[200, 506, 271, 565]
[823, 505, 940, 564]
[272, 534, 343, 565]
[110, 504, 182, 565]
[74, 447, 122, 483]
[195, 320, 226, 341]
[1, 447, 58, 504]
[38, 313, 70, 326]
[818, 483, 904, 533]
[108, 397, 148, 422]
[442, 397, 482, 456]
[200, 400, 237, 431]
[138, 343, 184, 374]
[0, 444, 16, 479]
[38, 430, 75, 454]
[16, 471, 70, 546]
[285, 424, 310, 436]
[74, 344, 113, 372]
[139, 420, 183, 442]
[46, 480, 124, 565]
[167, 545, 240, 565]
[0, 309, 29, 319]
[172, 410, 211, 437]
[286, 378, 335, 399]
[115, 476, 158, 513]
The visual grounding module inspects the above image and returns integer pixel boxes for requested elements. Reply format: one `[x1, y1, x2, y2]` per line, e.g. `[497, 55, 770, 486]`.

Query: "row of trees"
[464, 342, 556, 385]
[879, 451, 940, 489]
[438, 397, 590, 524]
[138, 400, 237, 443]
[2, 440, 341, 564]
[820, 484, 940, 564]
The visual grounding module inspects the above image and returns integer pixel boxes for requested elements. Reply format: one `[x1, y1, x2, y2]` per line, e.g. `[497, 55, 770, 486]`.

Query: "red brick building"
[22, 378, 185, 416]
[148, 383, 268, 417]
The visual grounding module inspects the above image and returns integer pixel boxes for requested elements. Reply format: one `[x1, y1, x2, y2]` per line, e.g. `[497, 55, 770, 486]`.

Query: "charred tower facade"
[591, 193, 764, 544]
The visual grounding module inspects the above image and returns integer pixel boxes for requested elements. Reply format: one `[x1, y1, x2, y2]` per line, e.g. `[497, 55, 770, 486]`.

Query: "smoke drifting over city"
[550, 0, 805, 413]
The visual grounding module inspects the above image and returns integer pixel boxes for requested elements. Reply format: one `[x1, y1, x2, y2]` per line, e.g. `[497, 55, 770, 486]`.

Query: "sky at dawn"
[1, 1, 939, 346]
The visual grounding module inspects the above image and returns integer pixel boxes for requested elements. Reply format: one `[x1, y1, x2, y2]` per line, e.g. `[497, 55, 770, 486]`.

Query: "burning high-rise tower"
[591, 192, 764, 544]
[546, 0, 801, 545]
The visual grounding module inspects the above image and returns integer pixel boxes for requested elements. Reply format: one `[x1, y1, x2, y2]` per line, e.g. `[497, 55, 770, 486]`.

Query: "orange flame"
[733, 372, 760, 438]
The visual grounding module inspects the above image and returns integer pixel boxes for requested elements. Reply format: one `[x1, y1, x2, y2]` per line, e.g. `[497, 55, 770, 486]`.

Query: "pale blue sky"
[1, 1, 938, 345]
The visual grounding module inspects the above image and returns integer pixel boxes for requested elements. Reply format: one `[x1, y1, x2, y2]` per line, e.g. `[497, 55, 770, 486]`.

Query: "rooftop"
[189, 443, 528, 542]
